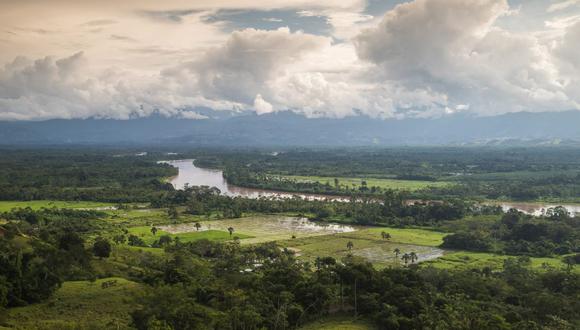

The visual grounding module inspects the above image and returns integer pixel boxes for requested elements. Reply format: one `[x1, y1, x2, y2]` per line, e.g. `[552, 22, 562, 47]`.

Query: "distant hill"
[1, 110, 580, 146]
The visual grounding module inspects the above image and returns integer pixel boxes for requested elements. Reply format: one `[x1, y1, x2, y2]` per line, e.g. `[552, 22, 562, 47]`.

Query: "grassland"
[346, 227, 447, 246]
[158, 215, 358, 244]
[279, 175, 451, 191]
[281, 227, 447, 268]
[0, 200, 115, 212]
[425, 251, 579, 273]
[0, 277, 144, 330]
[128, 225, 253, 244]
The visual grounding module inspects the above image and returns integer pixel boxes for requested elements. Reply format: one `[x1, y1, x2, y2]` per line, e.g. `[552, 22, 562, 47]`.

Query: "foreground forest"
[0, 147, 579, 329]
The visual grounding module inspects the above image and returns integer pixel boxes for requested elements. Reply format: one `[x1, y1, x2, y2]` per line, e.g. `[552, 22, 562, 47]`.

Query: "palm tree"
[194, 222, 201, 231]
[347, 241, 354, 251]
[393, 248, 401, 260]
[150, 226, 158, 236]
[401, 253, 410, 265]
[409, 252, 418, 264]
[227, 227, 234, 237]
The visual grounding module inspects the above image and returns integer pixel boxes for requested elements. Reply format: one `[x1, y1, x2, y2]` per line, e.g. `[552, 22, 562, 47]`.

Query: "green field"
[425, 251, 579, 273]
[158, 215, 358, 244]
[280, 175, 451, 191]
[127, 225, 253, 244]
[346, 227, 447, 246]
[0, 200, 115, 212]
[281, 227, 447, 268]
[0, 277, 144, 329]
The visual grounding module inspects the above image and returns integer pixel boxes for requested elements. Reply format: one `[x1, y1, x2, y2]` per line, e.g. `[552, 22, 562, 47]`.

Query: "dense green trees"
[442, 208, 579, 257]
[0, 149, 176, 202]
[93, 238, 112, 259]
[130, 240, 580, 329]
[202, 147, 580, 202]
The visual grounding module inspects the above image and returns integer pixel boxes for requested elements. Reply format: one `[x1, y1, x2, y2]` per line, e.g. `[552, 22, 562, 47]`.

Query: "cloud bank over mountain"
[1, 0, 580, 120]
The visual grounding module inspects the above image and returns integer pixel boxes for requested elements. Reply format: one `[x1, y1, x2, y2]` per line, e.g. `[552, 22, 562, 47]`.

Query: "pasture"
[279, 175, 451, 191]
[0, 200, 114, 212]
[158, 215, 357, 244]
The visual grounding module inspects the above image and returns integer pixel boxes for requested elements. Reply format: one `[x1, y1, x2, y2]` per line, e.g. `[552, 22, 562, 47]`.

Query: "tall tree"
[401, 253, 410, 265]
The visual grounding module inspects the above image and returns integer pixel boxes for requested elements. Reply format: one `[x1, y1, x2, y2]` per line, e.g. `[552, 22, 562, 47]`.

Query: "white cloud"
[0, 52, 211, 120]
[1, 0, 580, 121]
[548, 0, 580, 13]
[185, 27, 330, 104]
[253, 94, 274, 114]
[353, 0, 577, 115]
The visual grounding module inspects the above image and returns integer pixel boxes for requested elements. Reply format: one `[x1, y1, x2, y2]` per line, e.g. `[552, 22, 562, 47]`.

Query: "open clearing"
[279, 175, 451, 191]
[0, 200, 115, 212]
[128, 226, 253, 244]
[159, 215, 357, 244]
[0, 277, 144, 330]
[281, 227, 447, 268]
[425, 251, 580, 273]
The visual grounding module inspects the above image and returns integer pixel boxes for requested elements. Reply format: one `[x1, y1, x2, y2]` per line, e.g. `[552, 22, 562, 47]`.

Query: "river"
[161, 159, 350, 200]
[162, 159, 580, 217]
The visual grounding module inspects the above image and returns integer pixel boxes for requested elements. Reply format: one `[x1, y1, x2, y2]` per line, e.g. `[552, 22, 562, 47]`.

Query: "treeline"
[224, 165, 391, 196]
[195, 147, 580, 178]
[198, 147, 580, 201]
[152, 186, 477, 227]
[0, 149, 176, 202]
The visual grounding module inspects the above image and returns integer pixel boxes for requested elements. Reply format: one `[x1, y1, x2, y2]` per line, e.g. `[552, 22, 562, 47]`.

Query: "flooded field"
[352, 244, 444, 264]
[159, 215, 356, 244]
[282, 231, 446, 268]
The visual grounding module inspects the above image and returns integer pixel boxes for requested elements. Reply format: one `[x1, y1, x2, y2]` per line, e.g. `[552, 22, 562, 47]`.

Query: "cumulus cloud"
[184, 27, 330, 104]
[353, 0, 576, 115]
[2, 0, 580, 120]
[0, 52, 202, 120]
[253, 94, 274, 114]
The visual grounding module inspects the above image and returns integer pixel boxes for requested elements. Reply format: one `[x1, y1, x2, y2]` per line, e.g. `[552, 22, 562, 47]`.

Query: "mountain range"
[1, 110, 579, 146]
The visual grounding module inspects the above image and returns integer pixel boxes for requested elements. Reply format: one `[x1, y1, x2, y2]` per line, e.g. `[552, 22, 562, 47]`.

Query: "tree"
[158, 235, 173, 246]
[409, 252, 418, 264]
[228, 227, 234, 237]
[195, 222, 202, 231]
[167, 206, 178, 220]
[151, 226, 158, 236]
[347, 241, 354, 251]
[401, 253, 410, 265]
[393, 248, 401, 260]
[93, 238, 111, 259]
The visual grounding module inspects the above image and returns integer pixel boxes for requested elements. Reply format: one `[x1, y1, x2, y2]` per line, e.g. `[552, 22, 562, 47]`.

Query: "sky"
[0, 0, 580, 121]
